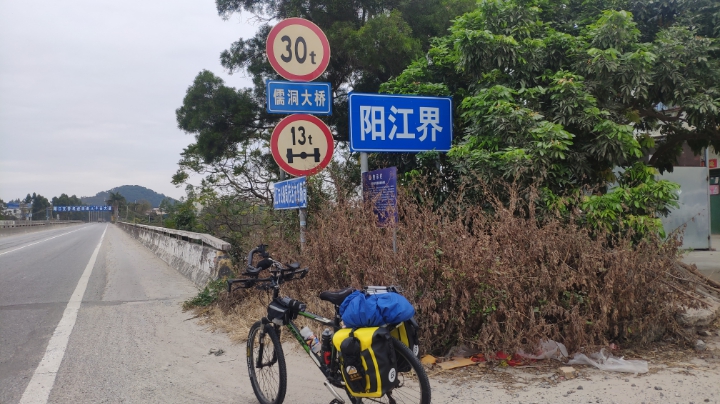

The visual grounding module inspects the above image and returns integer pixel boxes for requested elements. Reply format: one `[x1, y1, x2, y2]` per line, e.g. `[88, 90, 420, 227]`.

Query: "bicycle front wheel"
[247, 321, 287, 404]
[347, 338, 431, 404]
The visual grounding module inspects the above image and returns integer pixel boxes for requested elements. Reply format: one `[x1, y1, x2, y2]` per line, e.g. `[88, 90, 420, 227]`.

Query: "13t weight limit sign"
[271, 114, 334, 177]
[266, 18, 330, 81]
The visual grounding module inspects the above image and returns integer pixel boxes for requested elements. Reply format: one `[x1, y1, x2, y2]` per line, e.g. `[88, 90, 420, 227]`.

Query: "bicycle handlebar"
[228, 244, 309, 293]
[245, 244, 269, 274]
[227, 261, 309, 293]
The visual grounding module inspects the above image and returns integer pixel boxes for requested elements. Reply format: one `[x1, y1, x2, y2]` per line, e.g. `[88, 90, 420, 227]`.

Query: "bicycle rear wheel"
[247, 321, 287, 404]
[346, 338, 431, 404]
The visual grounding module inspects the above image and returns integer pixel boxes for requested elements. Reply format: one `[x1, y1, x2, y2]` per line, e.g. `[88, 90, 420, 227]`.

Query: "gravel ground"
[427, 355, 720, 404]
[202, 325, 720, 404]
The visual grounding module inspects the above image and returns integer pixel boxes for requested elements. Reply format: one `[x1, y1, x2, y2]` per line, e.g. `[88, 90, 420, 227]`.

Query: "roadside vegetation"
[182, 178, 710, 356]
[178, 0, 720, 356]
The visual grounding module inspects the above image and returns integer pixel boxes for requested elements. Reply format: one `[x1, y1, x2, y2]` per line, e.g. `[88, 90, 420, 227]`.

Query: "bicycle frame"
[249, 272, 346, 386]
[283, 310, 338, 368]
[237, 246, 431, 404]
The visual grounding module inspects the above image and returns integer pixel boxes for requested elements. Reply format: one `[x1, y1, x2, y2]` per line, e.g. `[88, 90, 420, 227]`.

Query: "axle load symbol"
[286, 148, 321, 163]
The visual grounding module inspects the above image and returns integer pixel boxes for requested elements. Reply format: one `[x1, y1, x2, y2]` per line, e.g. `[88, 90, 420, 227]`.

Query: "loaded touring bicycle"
[227, 244, 431, 404]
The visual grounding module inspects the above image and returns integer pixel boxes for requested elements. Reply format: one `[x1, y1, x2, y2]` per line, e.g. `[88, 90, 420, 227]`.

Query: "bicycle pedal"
[329, 400, 344, 404]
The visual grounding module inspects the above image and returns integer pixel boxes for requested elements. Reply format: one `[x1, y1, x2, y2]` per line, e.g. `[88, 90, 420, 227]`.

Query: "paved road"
[0, 223, 341, 404]
[0, 224, 100, 403]
[682, 234, 720, 283]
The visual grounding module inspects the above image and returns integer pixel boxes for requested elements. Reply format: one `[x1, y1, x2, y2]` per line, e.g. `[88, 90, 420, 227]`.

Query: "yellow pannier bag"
[390, 318, 419, 356]
[333, 327, 398, 398]
[389, 318, 420, 372]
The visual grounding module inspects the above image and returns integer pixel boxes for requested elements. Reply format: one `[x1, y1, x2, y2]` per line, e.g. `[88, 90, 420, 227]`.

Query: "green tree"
[380, 0, 718, 234]
[29, 193, 51, 220]
[158, 197, 175, 216]
[174, 0, 474, 201]
[174, 70, 278, 203]
[51, 194, 86, 220]
[105, 191, 126, 217]
[171, 200, 200, 231]
[385, 0, 720, 176]
[135, 200, 152, 216]
[0, 198, 13, 220]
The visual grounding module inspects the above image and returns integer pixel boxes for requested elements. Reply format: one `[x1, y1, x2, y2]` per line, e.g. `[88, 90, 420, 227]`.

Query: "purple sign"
[362, 167, 398, 227]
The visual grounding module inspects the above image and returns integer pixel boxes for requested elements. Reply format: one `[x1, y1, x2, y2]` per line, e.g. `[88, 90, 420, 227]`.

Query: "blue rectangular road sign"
[267, 80, 332, 115]
[273, 176, 307, 210]
[362, 167, 397, 227]
[53, 206, 112, 212]
[349, 93, 452, 152]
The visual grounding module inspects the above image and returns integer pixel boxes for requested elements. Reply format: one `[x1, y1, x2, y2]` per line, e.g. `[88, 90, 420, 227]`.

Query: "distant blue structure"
[54, 206, 112, 211]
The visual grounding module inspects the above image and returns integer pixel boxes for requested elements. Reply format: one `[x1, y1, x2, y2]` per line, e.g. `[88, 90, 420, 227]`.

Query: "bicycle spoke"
[255, 332, 279, 399]
[350, 373, 424, 404]
[247, 322, 286, 404]
[386, 381, 423, 403]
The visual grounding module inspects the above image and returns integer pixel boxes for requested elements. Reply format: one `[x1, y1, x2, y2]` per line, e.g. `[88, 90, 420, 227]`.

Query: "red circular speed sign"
[266, 18, 330, 82]
[271, 114, 334, 177]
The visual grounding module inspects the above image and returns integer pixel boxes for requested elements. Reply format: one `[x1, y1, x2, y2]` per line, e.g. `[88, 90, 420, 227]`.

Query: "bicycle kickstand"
[324, 380, 345, 404]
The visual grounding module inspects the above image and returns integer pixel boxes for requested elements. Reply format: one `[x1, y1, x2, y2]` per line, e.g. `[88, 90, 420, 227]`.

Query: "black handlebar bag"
[333, 327, 398, 398]
[266, 297, 303, 325]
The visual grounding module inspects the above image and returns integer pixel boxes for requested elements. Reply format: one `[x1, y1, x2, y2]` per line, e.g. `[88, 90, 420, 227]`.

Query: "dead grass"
[193, 181, 703, 359]
[188, 283, 340, 345]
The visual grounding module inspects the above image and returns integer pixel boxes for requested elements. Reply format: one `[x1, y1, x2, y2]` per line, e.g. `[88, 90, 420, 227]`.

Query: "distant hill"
[82, 185, 176, 208]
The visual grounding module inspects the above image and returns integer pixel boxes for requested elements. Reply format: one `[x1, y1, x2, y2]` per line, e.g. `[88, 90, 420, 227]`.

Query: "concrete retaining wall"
[116, 222, 233, 288]
[0, 221, 83, 238]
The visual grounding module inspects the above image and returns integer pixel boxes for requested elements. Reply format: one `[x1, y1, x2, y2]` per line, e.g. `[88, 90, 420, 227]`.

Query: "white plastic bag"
[518, 339, 569, 360]
[568, 348, 648, 374]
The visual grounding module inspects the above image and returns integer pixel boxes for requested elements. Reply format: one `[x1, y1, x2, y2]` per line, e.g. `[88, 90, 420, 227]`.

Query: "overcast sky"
[0, 0, 257, 202]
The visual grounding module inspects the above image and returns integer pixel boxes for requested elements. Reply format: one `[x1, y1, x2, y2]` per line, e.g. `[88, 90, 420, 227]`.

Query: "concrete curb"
[0, 221, 83, 238]
[116, 222, 233, 288]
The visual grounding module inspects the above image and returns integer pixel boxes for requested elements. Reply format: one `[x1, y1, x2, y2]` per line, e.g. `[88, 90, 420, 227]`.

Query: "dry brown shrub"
[211, 181, 699, 357]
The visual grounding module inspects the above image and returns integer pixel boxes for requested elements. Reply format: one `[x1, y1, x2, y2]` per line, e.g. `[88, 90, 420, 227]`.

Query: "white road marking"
[0, 226, 88, 257]
[18, 225, 108, 404]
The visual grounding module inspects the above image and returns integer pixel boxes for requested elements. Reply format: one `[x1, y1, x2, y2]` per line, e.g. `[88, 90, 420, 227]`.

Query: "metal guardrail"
[117, 221, 231, 251]
[0, 220, 83, 229]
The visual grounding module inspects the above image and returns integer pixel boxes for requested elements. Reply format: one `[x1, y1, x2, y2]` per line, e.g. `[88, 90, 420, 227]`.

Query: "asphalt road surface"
[0, 224, 336, 404]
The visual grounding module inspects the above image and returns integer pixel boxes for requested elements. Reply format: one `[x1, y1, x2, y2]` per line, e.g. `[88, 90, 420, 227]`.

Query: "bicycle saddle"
[319, 287, 356, 306]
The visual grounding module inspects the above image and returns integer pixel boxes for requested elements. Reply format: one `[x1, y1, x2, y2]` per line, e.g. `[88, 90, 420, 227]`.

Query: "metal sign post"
[360, 152, 368, 199]
[266, 17, 332, 252]
[299, 208, 307, 251]
[273, 176, 308, 250]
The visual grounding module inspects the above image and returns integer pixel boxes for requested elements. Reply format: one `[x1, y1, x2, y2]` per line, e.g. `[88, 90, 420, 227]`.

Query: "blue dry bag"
[339, 290, 415, 328]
